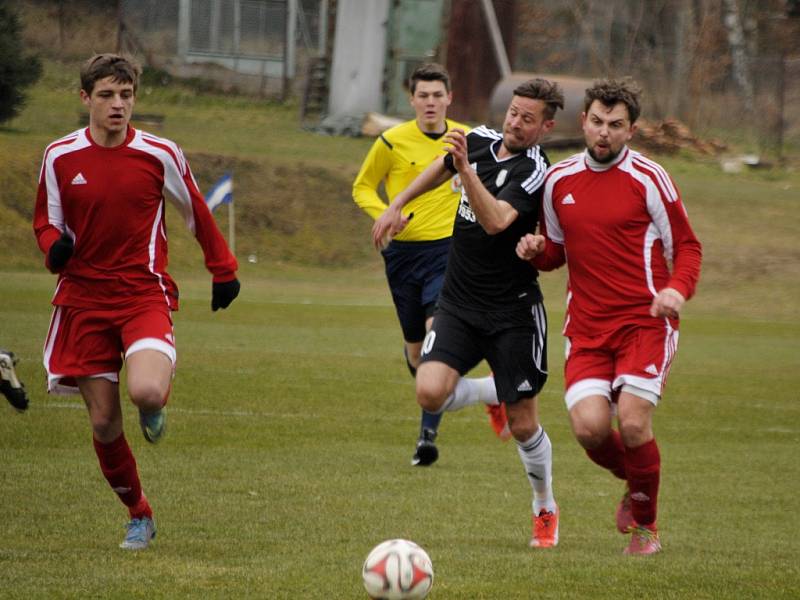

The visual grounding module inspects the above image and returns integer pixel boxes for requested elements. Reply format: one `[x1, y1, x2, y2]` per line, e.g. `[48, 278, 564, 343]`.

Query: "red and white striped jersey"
[33, 126, 238, 310]
[533, 147, 702, 337]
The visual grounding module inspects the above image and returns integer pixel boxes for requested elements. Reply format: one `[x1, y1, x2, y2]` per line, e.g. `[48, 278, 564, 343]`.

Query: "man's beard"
[587, 145, 622, 164]
[502, 137, 528, 154]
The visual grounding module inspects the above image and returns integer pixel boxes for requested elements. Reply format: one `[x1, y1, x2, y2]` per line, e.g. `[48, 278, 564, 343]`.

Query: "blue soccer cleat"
[119, 516, 156, 550]
[139, 408, 166, 444]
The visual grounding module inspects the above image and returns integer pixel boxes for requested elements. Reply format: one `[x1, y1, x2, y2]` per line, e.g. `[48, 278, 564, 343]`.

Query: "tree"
[720, 0, 754, 117]
[0, 1, 42, 124]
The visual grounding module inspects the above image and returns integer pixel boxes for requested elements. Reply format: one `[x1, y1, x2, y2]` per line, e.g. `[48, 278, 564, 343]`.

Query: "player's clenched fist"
[47, 232, 74, 272]
[212, 278, 240, 311]
[649, 287, 685, 319]
[516, 233, 546, 261]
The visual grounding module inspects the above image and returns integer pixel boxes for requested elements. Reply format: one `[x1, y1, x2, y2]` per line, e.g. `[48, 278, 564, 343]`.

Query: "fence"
[119, 0, 326, 97]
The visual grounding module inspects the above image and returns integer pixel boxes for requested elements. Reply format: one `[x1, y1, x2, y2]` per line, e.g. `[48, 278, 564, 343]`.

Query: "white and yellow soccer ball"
[362, 539, 434, 600]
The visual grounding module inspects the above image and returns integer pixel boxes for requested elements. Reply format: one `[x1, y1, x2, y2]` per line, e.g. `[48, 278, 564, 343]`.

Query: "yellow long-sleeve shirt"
[352, 119, 469, 242]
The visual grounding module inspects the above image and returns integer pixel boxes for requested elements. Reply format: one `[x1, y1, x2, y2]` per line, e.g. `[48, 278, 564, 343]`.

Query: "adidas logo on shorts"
[517, 380, 533, 392]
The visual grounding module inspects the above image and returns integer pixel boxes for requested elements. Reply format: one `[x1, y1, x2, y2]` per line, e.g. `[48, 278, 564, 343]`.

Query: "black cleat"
[0, 349, 29, 412]
[411, 428, 438, 466]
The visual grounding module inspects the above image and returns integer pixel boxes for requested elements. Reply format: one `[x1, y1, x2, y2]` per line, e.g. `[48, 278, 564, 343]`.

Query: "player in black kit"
[372, 78, 564, 548]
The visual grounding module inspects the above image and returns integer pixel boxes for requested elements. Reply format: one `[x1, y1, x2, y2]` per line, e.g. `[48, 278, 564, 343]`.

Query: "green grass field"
[2, 55, 800, 599]
[1, 264, 799, 599]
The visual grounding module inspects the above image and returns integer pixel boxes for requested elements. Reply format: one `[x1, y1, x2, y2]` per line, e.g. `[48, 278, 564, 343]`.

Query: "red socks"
[585, 430, 627, 480]
[587, 432, 661, 527]
[93, 434, 152, 519]
[623, 438, 660, 527]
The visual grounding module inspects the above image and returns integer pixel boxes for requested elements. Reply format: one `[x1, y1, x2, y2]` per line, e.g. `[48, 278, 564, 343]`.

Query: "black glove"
[212, 278, 240, 311]
[47, 232, 74, 272]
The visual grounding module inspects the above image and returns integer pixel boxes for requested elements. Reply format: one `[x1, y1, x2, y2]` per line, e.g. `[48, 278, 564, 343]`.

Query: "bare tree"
[721, 0, 755, 114]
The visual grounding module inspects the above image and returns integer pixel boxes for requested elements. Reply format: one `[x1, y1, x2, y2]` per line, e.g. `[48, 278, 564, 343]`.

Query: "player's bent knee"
[127, 380, 167, 411]
[572, 421, 610, 450]
[416, 386, 447, 413]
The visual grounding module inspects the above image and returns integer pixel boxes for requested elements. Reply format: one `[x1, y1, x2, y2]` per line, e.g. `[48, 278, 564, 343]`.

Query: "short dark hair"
[584, 78, 642, 123]
[409, 63, 451, 94]
[80, 53, 141, 96]
[512, 78, 565, 120]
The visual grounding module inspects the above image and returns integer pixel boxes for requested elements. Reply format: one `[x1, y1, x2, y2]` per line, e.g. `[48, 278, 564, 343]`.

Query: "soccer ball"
[362, 539, 434, 600]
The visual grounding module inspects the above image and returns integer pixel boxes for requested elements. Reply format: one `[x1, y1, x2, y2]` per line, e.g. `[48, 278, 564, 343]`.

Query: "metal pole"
[228, 200, 235, 256]
[283, 0, 298, 100]
[318, 0, 328, 56]
[776, 52, 786, 162]
[210, 0, 221, 53]
[478, 0, 511, 78]
[178, 0, 190, 57]
[233, 0, 241, 73]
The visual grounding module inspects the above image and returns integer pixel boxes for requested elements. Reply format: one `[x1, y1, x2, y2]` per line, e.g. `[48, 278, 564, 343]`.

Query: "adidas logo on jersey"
[644, 364, 659, 375]
[561, 193, 575, 205]
[517, 380, 533, 392]
[71, 172, 88, 185]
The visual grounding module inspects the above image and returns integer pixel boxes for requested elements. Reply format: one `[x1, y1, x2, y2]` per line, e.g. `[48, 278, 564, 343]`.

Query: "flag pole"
[228, 200, 235, 256]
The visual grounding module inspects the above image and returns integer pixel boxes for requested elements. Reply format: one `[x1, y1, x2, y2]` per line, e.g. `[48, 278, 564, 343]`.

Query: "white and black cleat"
[411, 428, 439, 467]
[0, 349, 29, 412]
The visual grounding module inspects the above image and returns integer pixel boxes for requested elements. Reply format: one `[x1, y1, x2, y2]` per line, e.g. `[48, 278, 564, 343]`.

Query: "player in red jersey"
[32, 54, 240, 550]
[516, 78, 702, 555]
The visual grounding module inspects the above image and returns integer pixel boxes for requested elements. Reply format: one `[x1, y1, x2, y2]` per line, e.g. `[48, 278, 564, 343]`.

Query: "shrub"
[0, 1, 42, 124]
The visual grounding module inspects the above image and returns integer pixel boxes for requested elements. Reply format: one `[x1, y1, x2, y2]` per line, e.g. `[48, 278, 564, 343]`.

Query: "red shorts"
[563, 322, 678, 409]
[43, 303, 176, 395]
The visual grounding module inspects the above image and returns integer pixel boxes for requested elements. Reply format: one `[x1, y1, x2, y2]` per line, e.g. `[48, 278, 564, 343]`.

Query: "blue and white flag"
[205, 173, 233, 212]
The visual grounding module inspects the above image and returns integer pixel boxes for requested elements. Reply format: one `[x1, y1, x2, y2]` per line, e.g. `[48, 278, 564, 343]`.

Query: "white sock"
[440, 376, 497, 412]
[516, 426, 556, 514]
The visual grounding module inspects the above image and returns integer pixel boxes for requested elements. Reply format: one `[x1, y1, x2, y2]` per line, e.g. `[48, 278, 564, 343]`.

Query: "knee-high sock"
[440, 376, 497, 413]
[585, 429, 627, 480]
[517, 426, 556, 514]
[420, 410, 443, 433]
[624, 438, 660, 527]
[93, 433, 152, 519]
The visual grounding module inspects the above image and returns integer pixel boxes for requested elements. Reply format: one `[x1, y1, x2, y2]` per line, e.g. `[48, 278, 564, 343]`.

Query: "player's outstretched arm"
[211, 277, 240, 311]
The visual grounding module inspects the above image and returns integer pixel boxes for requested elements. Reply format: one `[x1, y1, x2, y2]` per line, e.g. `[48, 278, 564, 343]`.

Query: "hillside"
[0, 57, 379, 270]
[2, 57, 800, 321]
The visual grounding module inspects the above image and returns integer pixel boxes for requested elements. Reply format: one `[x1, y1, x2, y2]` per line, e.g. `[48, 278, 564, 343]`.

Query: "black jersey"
[440, 125, 549, 312]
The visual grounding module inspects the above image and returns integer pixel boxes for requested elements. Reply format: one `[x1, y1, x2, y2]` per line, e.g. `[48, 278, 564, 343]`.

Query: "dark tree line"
[0, 0, 42, 124]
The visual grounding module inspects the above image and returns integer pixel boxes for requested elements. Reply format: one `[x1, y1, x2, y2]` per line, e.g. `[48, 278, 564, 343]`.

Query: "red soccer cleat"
[624, 523, 661, 555]
[485, 403, 511, 441]
[529, 506, 559, 548]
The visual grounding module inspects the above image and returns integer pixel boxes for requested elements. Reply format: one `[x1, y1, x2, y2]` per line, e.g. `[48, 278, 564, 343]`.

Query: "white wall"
[328, 0, 389, 116]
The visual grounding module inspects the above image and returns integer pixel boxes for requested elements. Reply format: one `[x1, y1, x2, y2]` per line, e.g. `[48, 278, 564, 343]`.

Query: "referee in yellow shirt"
[353, 63, 508, 466]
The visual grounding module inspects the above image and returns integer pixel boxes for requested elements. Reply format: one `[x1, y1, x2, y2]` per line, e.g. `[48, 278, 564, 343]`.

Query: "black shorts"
[419, 300, 548, 404]
[382, 238, 450, 343]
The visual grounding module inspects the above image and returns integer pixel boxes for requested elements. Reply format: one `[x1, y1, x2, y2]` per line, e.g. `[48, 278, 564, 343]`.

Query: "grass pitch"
[1, 266, 798, 599]
[2, 54, 799, 600]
